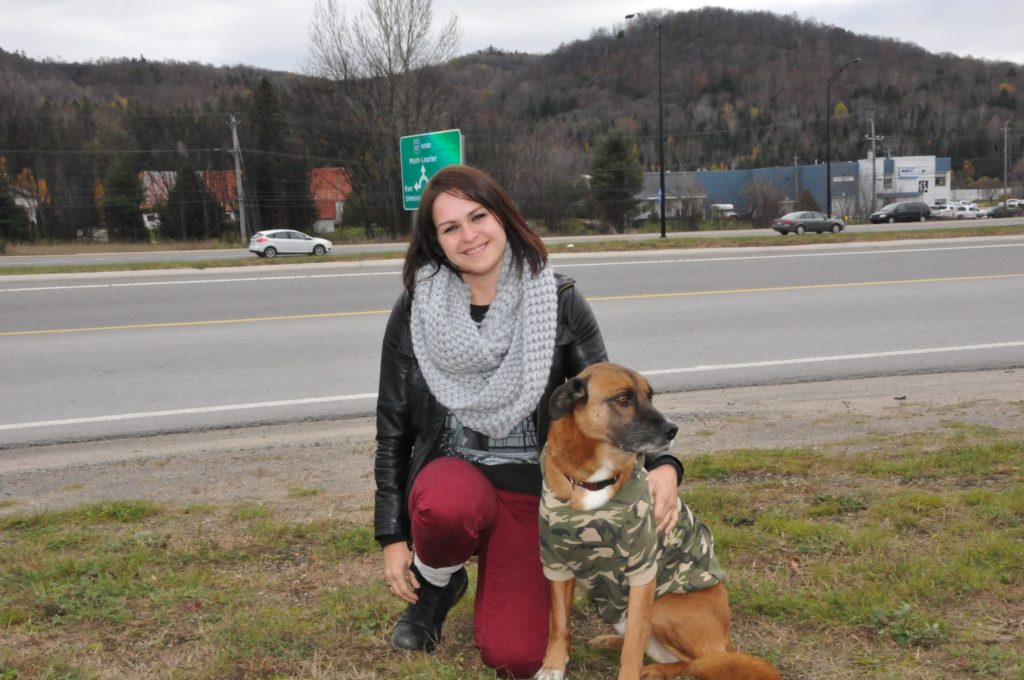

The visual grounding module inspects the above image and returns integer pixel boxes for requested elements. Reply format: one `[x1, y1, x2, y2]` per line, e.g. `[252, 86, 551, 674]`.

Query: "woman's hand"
[382, 542, 419, 603]
[647, 465, 681, 533]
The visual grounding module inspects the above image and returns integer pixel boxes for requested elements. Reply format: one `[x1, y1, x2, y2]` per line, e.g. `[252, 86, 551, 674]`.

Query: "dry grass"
[1, 427, 1021, 679]
[7, 240, 240, 255]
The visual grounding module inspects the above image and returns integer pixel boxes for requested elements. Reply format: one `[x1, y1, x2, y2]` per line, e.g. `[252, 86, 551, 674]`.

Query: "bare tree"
[306, 0, 459, 237]
[666, 173, 706, 229]
[741, 177, 785, 228]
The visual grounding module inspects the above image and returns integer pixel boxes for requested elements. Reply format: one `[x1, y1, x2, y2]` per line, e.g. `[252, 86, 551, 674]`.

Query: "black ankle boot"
[390, 563, 468, 652]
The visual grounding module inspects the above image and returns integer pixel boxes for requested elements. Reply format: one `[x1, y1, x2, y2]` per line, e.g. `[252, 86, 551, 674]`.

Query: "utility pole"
[229, 115, 248, 244]
[864, 113, 885, 212]
[793, 155, 800, 201]
[1004, 121, 1011, 202]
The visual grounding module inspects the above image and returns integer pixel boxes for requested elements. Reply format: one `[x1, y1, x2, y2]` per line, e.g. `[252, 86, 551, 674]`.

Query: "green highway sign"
[400, 129, 463, 211]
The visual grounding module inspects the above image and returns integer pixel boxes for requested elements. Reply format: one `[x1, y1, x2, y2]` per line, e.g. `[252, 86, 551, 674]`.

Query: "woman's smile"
[433, 191, 508, 303]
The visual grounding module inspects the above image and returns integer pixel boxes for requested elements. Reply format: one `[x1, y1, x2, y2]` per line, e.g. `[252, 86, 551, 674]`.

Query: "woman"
[373, 165, 682, 678]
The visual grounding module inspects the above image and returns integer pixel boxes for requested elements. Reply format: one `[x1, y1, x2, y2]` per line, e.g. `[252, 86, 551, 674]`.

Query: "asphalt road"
[2, 235, 1024, 447]
[1, 216, 1020, 268]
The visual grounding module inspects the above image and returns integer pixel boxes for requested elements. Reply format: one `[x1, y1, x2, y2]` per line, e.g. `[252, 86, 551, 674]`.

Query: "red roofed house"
[309, 167, 352, 233]
[201, 170, 239, 221]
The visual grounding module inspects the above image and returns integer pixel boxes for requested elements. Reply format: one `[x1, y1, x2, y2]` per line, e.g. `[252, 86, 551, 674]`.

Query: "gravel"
[2, 369, 1021, 516]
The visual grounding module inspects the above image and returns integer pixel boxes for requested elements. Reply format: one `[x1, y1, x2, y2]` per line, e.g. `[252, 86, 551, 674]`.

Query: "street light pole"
[1004, 121, 1011, 202]
[626, 12, 666, 238]
[825, 57, 861, 219]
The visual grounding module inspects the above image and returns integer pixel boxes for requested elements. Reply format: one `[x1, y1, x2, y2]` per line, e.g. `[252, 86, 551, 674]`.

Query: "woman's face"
[432, 190, 508, 300]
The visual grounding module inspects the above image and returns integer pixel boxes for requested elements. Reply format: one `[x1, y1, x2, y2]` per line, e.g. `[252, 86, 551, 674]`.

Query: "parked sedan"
[771, 211, 845, 235]
[983, 204, 1020, 218]
[249, 230, 333, 258]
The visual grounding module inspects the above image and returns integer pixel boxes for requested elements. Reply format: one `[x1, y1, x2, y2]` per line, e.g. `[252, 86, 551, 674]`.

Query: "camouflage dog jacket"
[539, 450, 725, 624]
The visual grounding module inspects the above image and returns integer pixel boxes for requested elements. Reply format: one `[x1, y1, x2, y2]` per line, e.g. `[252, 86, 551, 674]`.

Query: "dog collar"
[567, 474, 620, 492]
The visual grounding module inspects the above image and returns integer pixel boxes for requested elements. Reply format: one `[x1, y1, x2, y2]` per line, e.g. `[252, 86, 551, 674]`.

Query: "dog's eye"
[615, 393, 632, 406]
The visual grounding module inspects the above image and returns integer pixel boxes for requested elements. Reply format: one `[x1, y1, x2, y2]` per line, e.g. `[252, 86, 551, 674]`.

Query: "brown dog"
[534, 363, 780, 680]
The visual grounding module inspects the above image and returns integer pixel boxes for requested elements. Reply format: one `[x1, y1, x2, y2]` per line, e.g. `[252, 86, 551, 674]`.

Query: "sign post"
[400, 129, 463, 211]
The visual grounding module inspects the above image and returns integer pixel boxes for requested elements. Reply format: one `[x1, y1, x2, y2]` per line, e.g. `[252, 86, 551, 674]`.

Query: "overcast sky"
[2, 1, 1022, 71]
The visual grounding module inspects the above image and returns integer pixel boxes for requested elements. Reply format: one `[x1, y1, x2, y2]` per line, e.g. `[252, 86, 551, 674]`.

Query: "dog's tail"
[682, 651, 781, 680]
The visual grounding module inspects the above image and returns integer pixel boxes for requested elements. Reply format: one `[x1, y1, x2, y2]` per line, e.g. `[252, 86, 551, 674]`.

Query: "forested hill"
[448, 8, 1020, 174]
[1, 6, 1021, 237]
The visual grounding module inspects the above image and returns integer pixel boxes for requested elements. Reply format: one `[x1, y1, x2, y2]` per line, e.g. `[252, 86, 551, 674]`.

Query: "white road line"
[0, 394, 378, 431]
[555, 241, 1024, 267]
[3, 341, 1022, 433]
[4, 242, 1024, 293]
[642, 341, 1024, 375]
[0, 270, 397, 293]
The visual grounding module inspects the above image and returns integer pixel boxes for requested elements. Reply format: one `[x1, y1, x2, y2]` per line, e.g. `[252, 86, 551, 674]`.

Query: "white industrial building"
[859, 154, 953, 212]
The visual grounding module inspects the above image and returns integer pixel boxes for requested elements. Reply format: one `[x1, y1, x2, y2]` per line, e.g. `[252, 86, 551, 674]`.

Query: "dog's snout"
[662, 420, 679, 441]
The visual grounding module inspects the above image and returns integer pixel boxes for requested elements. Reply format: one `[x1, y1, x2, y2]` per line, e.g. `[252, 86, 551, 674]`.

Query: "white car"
[950, 204, 982, 220]
[249, 230, 333, 258]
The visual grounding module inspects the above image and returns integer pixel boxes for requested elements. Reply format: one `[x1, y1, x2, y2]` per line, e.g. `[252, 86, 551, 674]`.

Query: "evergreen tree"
[590, 128, 644, 233]
[794, 189, 821, 211]
[164, 162, 224, 240]
[244, 77, 316, 234]
[101, 160, 147, 242]
[0, 177, 32, 247]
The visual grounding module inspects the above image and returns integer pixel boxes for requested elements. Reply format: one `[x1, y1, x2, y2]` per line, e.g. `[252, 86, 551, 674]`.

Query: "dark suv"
[869, 201, 930, 223]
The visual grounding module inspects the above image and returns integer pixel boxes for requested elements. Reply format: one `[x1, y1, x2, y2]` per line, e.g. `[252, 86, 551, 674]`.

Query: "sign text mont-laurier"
[399, 129, 463, 211]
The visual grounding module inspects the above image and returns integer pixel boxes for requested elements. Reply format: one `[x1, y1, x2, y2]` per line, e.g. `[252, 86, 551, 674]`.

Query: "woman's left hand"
[647, 465, 680, 533]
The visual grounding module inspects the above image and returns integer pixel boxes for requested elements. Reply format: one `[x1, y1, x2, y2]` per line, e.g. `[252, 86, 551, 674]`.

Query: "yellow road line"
[590, 272, 1024, 302]
[4, 272, 1023, 337]
[0, 309, 389, 337]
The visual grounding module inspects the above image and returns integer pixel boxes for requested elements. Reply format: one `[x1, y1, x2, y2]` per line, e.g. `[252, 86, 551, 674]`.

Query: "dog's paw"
[533, 670, 565, 680]
[639, 668, 668, 680]
[588, 634, 624, 650]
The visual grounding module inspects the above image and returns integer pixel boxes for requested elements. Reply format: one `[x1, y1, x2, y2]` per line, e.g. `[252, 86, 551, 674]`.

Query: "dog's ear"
[550, 376, 588, 420]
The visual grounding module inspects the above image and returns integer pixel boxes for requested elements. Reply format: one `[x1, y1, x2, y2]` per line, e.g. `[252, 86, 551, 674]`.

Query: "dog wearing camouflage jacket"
[534, 363, 781, 680]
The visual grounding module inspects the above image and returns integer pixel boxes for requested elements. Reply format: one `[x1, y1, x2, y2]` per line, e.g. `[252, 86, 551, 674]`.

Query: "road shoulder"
[1, 369, 1022, 515]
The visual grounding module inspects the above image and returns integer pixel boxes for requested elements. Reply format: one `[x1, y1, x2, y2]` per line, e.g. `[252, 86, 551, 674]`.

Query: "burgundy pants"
[409, 456, 550, 678]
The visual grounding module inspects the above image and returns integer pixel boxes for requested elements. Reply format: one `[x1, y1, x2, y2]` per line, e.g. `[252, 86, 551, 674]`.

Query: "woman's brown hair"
[402, 165, 548, 293]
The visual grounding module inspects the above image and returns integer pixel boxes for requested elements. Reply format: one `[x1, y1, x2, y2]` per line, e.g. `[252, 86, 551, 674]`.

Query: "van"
[869, 201, 930, 223]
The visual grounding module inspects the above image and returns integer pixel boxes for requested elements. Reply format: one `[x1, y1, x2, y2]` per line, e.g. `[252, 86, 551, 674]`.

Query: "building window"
[883, 178, 893, 189]
[935, 176, 946, 187]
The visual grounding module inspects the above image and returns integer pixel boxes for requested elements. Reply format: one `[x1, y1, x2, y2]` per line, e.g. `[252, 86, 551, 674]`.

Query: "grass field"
[1, 423, 1021, 679]
[3, 224, 1024, 277]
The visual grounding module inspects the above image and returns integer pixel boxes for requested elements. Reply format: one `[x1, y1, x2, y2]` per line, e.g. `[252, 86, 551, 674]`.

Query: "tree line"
[1, 3, 1021, 246]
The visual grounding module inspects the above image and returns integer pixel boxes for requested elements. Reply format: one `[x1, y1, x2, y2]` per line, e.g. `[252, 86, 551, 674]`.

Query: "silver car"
[771, 211, 845, 235]
[249, 230, 333, 258]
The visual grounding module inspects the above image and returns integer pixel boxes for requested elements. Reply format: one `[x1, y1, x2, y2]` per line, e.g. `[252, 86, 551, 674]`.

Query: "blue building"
[637, 156, 951, 220]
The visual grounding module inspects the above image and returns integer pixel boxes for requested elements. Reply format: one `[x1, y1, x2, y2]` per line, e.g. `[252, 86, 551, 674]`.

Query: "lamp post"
[825, 57, 861, 218]
[626, 12, 666, 238]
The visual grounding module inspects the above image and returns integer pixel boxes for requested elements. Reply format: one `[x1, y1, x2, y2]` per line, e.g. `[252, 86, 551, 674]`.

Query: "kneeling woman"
[371, 165, 682, 677]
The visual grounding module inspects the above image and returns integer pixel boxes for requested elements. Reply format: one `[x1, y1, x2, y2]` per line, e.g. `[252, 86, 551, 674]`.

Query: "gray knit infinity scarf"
[410, 247, 557, 439]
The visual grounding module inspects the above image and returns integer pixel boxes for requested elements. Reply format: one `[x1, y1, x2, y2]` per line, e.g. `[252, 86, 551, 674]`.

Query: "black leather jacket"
[373, 273, 608, 544]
